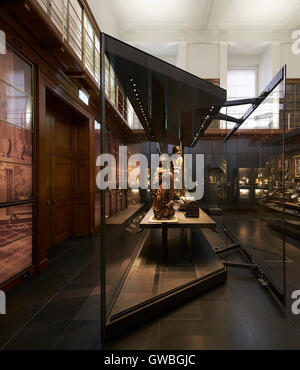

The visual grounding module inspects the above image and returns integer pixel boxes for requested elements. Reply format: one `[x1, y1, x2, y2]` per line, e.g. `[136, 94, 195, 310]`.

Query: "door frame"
[35, 70, 95, 270]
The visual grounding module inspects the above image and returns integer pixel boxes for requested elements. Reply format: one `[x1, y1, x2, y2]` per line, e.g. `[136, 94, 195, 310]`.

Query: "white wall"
[176, 42, 188, 70]
[157, 55, 177, 66]
[228, 55, 259, 68]
[187, 43, 219, 79]
[258, 45, 272, 93]
[281, 43, 300, 78]
[88, 0, 120, 38]
[228, 55, 260, 94]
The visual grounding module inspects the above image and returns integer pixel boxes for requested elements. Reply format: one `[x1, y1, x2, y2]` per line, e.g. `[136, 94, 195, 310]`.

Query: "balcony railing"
[36, 0, 100, 84]
[105, 56, 143, 130]
[35, 0, 143, 130]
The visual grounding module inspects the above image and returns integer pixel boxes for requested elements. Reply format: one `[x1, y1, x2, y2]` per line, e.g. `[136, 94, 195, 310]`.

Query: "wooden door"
[51, 156, 73, 245]
[49, 99, 74, 246]
[45, 92, 90, 247]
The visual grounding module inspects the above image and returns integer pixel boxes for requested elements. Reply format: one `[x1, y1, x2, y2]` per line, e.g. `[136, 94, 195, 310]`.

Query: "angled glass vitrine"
[98, 35, 289, 343]
[222, 67, 288, 304]
[99, 34, 228, 342]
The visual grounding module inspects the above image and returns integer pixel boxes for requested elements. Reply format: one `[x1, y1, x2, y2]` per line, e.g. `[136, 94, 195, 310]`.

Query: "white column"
[219, 41, 228, 90]
[176, 42, 188, 71]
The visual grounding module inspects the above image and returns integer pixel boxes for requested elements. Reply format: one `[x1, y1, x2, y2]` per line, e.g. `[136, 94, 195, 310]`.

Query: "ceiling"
[228, 42, 270, 56]
[133, 42, 178, 57]
[106, 0, 300, 32]
[88, 0, 300, 58]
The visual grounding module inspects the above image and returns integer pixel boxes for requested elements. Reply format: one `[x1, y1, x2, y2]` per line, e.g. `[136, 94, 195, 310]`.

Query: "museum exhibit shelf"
[258, 200, 300, 218]
[237, 168, 254, 205]
[106, 203, 145, 225]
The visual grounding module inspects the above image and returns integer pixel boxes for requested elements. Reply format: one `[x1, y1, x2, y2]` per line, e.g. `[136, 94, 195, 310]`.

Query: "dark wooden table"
[140, 208, 216, 251]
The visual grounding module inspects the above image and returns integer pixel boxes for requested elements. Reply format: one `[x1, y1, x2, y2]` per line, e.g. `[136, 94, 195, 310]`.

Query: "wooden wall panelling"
[0, 9, 100, 119]
[0, 5, 99, 290]
[74, 118, 91, 236]
[90, 117, 96, 232]
[0, 5, 141, 289]
[51, 155, 73, 244]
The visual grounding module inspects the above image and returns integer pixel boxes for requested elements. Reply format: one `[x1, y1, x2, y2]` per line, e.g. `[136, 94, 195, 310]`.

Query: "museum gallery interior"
[0, 0, 300, 350]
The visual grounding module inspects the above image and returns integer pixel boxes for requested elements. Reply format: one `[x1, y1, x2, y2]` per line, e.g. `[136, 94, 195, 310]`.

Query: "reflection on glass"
[0, 204, 32, 285]
[222, 71, 281, 130]
[0, 163, 32, 202]
[95, 120, 101, 229]
[0, 81, 33, 130]
[0, 42, 33, 286]
[0, 46, 32, 96]
[0, 122, 32, 163]
[223, 77, 286, 297]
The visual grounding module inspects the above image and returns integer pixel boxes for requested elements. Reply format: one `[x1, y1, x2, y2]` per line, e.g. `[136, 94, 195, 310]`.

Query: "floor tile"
[246, 318, 300, 350]
[234, 294, 287, 320]
[54, 321, 101, 350]
[158, 319, 260, 350]
[106, 321, 159, 350]
[160, 298, 203, 321]
[198, 300, 245, 323]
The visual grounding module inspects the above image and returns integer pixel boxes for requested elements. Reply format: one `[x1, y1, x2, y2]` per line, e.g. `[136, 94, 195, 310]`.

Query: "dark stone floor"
[1, 214, 300, 350]
[106, 260, 300, 350]
[0, 235, 102, 350]
[111, 228, 224, 316]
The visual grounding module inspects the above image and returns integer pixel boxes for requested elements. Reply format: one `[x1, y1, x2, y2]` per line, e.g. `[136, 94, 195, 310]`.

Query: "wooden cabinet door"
[51, 156, 73, 245]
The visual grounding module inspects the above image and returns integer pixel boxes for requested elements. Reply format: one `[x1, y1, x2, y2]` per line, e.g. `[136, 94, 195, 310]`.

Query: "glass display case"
[223, 68, 287, 303]
[99, 34, 228, 342]
[254, 168, 268, 199]
[238, 168, 252, 202]
[98, 34, 293, 343]
[0, 42, 34, 286]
